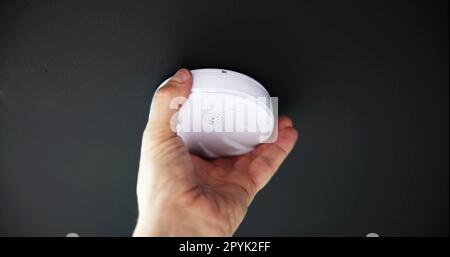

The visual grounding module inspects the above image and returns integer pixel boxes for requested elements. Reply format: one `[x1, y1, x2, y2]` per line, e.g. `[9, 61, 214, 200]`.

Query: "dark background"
[0, 0, 448, 236]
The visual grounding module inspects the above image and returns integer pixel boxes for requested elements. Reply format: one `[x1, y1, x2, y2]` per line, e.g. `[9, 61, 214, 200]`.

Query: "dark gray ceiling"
[0, 0, 448, 236]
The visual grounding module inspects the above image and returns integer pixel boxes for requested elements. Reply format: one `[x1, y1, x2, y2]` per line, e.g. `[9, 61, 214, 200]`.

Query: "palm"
[180, 117, 298, 235]
[187, 154, 255, 234]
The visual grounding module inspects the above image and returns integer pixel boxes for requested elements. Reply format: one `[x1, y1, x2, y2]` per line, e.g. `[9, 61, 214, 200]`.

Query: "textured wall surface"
[0, 0, 448, 236]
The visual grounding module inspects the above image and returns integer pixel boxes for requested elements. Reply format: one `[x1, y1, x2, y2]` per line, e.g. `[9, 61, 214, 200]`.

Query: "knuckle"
[154, 84, 178, 98]
[279, 116, 293, 126]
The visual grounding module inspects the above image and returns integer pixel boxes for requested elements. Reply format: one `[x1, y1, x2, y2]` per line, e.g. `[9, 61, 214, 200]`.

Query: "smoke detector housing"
[161, 68, 276, 158]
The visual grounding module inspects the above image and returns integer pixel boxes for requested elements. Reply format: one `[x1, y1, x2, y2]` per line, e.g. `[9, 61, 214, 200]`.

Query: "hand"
[133, 68, 298, 236]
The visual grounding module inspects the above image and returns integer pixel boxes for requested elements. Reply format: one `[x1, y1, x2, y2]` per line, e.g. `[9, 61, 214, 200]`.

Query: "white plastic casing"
[160, 68, 275, 158]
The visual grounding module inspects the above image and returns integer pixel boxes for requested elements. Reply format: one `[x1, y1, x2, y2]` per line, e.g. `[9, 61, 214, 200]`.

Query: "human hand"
[133, 68, 298, 236]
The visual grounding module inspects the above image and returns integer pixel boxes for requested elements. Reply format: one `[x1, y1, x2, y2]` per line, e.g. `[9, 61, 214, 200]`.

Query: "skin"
[133, 68, 298, 236]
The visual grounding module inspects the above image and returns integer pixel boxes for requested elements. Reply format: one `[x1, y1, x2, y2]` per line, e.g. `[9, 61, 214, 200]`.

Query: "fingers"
[270, 117, 298, 154]
[147, 68, 193, 134]
[248, 116, 298, 192]
[278, 116, 293, 129]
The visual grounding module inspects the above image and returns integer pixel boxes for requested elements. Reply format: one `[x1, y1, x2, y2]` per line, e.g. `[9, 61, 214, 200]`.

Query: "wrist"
[133, 219, 162, 237]
[133, 209, 228, 237]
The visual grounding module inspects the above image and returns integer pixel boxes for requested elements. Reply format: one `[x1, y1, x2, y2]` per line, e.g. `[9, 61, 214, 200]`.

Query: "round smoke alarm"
[164, 68, 275, 158]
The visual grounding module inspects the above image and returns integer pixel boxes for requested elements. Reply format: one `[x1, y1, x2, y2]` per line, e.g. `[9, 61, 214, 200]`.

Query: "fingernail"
[172, 69, 189, 83]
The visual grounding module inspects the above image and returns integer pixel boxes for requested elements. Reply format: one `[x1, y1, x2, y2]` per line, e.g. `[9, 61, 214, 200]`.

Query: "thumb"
[147, 68, 192, 134]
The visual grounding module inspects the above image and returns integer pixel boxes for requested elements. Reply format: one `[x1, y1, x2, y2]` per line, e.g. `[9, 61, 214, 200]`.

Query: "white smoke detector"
[161, 68, 276, 158]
